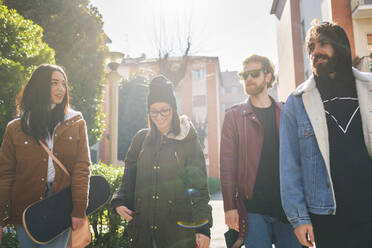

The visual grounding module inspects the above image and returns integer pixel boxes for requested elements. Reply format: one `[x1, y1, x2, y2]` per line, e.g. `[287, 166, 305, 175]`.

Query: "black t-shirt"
[244, 103, 287, 221]
[316, 75, 372, 224]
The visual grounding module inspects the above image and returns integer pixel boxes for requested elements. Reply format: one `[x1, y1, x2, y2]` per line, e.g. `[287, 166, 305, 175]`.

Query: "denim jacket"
[280, 68, 372, 228]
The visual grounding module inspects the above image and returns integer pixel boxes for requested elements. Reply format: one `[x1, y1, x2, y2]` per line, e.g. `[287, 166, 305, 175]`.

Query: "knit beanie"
[147, 75, 177, 110]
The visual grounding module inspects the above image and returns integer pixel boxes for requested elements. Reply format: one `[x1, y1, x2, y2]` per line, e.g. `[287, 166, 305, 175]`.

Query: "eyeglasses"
[239, 69, 266, 80]
[149, 108, 171, 118]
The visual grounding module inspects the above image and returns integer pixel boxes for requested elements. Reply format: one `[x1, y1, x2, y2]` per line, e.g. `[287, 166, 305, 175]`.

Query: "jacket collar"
[294, 67, 372, 96]
[166, 115, 191, 141]
[241, 95, 282, 116]
[62, 108, 83, 126]
[64, 108, 82, 121]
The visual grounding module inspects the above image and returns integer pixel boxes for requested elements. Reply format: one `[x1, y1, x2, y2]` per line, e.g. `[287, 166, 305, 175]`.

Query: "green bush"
[0, 5, 55, 142]
[1, 163, 129, 247]
[1, 227, 19, 248]
[6, 0, 109, 145]
[88, 163, 130, 248]
[208, 177, 221, 195]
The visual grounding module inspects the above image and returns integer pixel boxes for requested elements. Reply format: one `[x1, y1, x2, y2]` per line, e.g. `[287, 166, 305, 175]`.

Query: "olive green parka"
[112, 116, 213, 248]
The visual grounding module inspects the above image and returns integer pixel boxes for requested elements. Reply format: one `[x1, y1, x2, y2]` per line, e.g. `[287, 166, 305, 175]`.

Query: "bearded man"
[220, 54, 302, 248]
[280, 20, 372, 248]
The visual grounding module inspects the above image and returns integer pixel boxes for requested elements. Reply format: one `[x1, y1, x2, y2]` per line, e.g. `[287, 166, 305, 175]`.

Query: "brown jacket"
[0, 109, 91, 226]
[220, 97, 282, 243]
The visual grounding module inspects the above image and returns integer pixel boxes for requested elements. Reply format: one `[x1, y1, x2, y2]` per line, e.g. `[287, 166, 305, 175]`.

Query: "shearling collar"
[166, 115, 192, 141]
[293, 68, 372, 96]
[64, 108, 82, 121]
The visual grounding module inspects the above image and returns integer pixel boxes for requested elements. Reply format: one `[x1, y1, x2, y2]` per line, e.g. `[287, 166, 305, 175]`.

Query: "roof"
[120, 55, 224, 86]
[270, 0, 287, 19]
[121, 55, 220, 65]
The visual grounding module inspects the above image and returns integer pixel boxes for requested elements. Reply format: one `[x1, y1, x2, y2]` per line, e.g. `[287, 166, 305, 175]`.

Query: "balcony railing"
[351, 0, 372, 13]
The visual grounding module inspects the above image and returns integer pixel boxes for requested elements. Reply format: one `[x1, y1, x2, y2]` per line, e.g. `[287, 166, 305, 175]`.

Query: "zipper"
[175, 151, 180, 164]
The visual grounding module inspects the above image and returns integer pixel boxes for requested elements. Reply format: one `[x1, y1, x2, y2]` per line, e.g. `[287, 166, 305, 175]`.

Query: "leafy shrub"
[88, 163, 130, 248]
[0, 5, 55, 142]
[208, 177, 221, 195]
[1, 227, 19, 248]
[6, 0, 109, 145]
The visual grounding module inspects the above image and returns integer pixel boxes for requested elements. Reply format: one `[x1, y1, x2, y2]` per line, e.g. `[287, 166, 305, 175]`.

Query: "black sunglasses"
[239, 69, 266, 80]
[149, 108, 171, 118]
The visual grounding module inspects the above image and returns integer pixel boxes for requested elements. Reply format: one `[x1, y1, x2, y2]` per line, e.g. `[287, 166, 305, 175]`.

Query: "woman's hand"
[71, 217, 86, 231]
[225, 209, 239, 231]
[115, 206, 133, 221]
[196, 233, 210, 248]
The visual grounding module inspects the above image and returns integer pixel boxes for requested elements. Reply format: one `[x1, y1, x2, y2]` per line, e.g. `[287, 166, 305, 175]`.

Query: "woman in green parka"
[111, 75, 213, 248]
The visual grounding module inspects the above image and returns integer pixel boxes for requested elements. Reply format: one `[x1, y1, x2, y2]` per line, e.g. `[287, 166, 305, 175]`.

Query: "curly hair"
[306, 19, 352, 68]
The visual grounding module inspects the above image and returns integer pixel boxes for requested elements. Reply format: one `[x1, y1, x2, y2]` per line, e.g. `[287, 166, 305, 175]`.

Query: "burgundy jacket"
[220, 97, 282, 245]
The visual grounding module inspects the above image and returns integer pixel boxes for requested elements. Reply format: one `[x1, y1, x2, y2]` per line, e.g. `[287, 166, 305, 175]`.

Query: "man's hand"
[294, 224, 315, 247]
[115, 206, 133, 221]
[196, 233, 210, 248]
[71, 217, 86, 231]
[225, 209, 239, 231]
[0, 226, 3, 246]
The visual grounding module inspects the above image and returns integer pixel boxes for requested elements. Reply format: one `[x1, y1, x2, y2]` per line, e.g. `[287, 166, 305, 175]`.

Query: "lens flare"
[185, 188, 201, 198]
[177, 220, 209, 229]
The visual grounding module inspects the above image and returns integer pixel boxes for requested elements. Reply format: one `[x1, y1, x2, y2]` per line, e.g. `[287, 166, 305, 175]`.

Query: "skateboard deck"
[22, 175, 110, 244]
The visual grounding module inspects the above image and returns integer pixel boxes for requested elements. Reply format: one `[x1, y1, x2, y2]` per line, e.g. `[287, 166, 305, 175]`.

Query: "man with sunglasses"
[220, 54, 302, 248]
[280, 20, 372, 248]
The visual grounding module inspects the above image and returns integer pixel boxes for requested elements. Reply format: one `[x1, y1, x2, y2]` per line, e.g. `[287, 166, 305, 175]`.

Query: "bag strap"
[136, 130, 147, 159]
[39, 140, 71, 177]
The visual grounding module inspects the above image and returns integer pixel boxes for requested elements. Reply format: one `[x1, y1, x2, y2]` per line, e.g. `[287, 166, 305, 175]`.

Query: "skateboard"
[22, 175, 110, 244]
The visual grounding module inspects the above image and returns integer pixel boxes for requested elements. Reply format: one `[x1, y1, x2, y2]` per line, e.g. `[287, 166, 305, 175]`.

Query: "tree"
[150, 11, 200, 87]
[117, 76, 149, 161]
[5, 1, 108, 145]
[0, 5, 55, 142]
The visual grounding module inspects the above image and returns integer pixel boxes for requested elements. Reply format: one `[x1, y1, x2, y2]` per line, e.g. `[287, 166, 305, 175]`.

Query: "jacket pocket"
[312, 157, 334, 207]
[297, 122, 319, 158]
[56, 132, 81, 160]
[127, 214, 137, 246]
[14, 136, 40, 163]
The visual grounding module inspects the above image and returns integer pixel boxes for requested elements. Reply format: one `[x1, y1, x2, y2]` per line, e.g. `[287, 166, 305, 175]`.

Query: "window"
[193, 95, 206, 107]
[192, 68, 206, 81]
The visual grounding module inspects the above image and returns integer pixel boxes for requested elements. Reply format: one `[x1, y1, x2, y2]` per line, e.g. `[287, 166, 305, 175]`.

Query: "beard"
[244, 80, 266, 96]
[311, 54, 337, 78]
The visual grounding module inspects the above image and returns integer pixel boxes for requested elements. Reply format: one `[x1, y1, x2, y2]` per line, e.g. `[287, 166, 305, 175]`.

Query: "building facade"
[99, 56, 222, 178]
[220, 71, 247, 125]
[271, 0, 372, 101]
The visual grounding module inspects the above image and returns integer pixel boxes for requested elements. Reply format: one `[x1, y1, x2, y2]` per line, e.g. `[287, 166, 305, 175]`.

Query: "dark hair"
[306, 19, 352, 69]
[17, 64, 69, 140]
[242, 54, 276, 88]
[147, 106, 181, 141]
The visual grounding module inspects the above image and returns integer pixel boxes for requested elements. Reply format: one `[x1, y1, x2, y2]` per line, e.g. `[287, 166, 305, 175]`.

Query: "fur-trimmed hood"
[166, 115, 197, 142]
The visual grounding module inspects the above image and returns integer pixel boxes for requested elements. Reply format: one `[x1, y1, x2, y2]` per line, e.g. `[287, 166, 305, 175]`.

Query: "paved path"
[209, 192, 278, 248]
[210, 191, 227, 248]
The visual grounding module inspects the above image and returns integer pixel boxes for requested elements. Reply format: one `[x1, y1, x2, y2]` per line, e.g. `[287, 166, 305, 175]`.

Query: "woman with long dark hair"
[111, 75, 213, 248]
[0, 64, 91, 247]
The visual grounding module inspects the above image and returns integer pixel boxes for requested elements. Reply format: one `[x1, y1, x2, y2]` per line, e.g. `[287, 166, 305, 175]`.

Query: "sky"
[90, 0, 278, 72]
